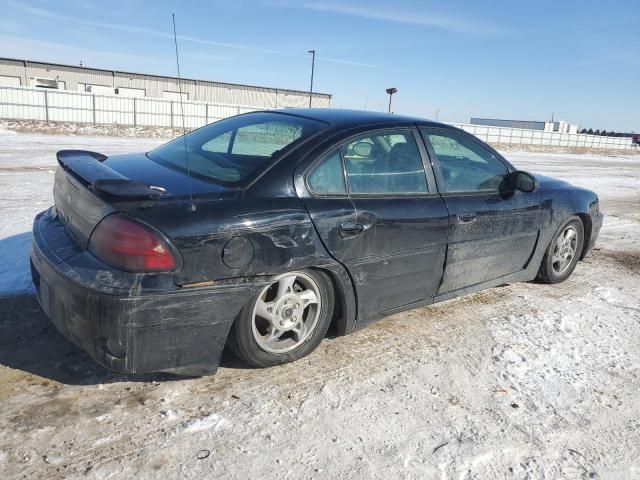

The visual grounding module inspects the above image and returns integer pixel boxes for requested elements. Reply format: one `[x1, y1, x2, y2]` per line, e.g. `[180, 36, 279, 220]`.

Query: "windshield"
[148, 112, 328, 184]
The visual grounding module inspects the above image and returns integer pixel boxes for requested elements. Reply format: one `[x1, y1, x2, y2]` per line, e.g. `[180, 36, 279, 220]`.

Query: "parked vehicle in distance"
[632, 134, 640, 145]
[30, 109, 604, 376]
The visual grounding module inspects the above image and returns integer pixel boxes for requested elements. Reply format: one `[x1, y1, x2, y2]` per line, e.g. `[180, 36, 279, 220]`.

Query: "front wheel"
[537, 216, 584, 284]
[228, 270, 334, 367]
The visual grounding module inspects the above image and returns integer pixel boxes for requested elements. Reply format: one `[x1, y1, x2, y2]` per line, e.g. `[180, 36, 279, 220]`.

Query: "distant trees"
[579, 127, 631, 137]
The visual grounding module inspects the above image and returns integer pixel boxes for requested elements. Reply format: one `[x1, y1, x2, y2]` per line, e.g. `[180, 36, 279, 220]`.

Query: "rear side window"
[149, 112, 327, 184]
[342, 131, 428, 195]
[424, 129, 508, 192]
[307, 149, 346, 195]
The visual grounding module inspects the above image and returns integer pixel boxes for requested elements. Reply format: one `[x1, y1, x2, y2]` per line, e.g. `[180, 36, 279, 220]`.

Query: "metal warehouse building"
[470, 118, 547, 131]
[0, 57, 331, 108]
[470, 117, 579, 134]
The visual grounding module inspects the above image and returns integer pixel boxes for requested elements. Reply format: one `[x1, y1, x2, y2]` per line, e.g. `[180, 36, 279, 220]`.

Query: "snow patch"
[182, 413, 232, 433]
[0, 233, 34, 296]
[0, 127, 17, 136]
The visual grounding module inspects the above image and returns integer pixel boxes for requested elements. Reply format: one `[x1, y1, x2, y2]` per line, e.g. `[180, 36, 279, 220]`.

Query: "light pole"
[308, 49, 316, 108]
[386, 87, 397, 113]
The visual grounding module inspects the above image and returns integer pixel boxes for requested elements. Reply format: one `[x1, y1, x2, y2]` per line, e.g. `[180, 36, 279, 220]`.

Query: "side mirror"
[351, 141, 373, 157]
[500, 171, 537, 196]
[513, 171, 537, 192]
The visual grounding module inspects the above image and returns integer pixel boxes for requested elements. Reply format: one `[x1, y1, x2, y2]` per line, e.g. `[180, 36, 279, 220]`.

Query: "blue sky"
[1, 0, 638, 132]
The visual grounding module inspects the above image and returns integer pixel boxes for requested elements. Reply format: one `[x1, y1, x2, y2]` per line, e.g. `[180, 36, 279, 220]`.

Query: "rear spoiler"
[56, 150, 166, 198]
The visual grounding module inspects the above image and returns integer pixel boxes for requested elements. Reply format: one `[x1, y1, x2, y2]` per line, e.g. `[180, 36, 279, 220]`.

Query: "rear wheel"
[537, 216, 584, 284]
[228, 270, 334, 367]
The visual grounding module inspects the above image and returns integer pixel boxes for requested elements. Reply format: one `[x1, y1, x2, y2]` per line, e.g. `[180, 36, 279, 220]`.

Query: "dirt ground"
[0, 131, 639, 479]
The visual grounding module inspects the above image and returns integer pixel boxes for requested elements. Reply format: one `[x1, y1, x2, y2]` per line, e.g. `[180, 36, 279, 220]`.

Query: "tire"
[537, 216, 584, 284]
[228, 269, 334, 368]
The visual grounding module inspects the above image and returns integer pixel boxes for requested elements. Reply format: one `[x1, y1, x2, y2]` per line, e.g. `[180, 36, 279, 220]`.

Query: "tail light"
[88, 214, 178, 272]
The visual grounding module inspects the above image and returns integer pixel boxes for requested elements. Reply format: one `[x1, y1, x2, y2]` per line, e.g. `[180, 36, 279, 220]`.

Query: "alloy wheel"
[551, 225, 578, 275]
[251, 272, 322, 354]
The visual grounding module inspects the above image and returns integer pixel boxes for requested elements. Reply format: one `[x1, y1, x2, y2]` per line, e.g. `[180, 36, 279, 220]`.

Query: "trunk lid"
[53, 150, 237, 249]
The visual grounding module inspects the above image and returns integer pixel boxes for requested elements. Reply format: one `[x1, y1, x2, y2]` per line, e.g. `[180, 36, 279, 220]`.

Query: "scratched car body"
[30, 109, 603, 376]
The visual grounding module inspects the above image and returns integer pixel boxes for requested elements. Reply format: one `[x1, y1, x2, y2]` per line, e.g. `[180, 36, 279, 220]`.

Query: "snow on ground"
[0, 131, 639, 479]
[0, 130, 165, 295]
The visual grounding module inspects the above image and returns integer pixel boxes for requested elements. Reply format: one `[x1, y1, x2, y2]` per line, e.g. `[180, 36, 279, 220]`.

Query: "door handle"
[457, 212, 477, 224]
[339, 221, 365, 238]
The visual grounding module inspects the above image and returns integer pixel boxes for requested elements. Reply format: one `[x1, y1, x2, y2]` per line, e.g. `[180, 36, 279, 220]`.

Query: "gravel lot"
[1, 130, 639, 479]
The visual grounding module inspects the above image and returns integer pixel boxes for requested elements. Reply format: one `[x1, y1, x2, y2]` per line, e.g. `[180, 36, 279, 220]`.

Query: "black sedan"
[30, 109, 603, 376]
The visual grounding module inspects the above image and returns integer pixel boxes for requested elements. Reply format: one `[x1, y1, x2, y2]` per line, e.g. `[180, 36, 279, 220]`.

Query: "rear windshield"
[148, 112, 327, 184]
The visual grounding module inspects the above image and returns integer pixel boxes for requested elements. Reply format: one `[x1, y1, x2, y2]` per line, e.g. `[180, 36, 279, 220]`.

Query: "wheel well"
[577, 212, 592, 260]
[310, 267, 348, 337]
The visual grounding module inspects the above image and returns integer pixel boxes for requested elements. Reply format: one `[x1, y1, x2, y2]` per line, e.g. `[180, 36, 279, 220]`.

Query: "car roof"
[267, 108, 451, 130]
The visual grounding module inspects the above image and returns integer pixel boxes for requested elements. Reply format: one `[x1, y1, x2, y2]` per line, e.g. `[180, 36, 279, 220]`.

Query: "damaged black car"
[30, 109, 603, 376]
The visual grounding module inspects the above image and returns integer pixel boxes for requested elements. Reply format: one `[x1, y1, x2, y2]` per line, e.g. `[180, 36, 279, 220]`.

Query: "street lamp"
[386, 87, 397, 113]
[308, 50, 316, 108]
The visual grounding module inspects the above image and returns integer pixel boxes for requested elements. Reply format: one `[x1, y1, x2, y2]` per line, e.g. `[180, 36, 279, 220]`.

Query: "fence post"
[205, 103, 209, 124]
[92, 94, 96, 125]
[44, 90, 49, 123]
[237, 105, 241, 115]
[133, 97, 137, 127]
[170, 101, 174, 129]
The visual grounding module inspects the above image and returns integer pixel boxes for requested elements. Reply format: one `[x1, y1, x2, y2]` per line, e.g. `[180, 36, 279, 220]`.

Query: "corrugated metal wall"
[0, 58, 331, 108]
[470, 118, 547, 131]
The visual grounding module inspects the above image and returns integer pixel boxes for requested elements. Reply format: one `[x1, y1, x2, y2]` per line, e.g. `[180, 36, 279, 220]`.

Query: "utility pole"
[386, 87, 398, 113]
[308, 50, 316, 108]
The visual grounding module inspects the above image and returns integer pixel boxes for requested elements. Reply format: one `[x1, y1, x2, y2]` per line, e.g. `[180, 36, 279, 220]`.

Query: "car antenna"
[172, 13, 196, 212]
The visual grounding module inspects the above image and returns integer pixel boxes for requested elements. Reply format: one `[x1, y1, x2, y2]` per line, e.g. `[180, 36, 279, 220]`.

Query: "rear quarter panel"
[130, 197, 333, 285]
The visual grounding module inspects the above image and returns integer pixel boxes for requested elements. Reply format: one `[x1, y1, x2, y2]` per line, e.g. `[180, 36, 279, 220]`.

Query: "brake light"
[88, 214, 177, 272]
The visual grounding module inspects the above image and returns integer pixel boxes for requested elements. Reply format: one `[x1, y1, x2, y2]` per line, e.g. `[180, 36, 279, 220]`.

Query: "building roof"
[0, 56, 332, 98]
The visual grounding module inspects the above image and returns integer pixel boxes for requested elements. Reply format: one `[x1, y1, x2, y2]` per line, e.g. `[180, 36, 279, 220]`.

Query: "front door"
[303, 128, 448, 323]
[421, 127, 542, 295]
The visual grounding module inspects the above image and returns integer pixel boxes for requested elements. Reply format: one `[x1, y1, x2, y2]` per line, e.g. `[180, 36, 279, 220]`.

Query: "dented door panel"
[437, 191, 542, 293]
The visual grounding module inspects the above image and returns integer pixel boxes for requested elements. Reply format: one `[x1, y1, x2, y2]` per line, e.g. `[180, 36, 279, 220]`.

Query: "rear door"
[302, 128, 448, 323]
[420, 127, 542, 295]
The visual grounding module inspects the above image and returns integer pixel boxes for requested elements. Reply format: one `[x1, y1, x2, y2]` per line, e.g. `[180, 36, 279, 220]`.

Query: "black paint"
[30, 109, 604, 375]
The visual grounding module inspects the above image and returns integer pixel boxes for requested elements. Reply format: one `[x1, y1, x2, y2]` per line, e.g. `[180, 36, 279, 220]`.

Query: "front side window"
[342, 131, 428, 195]
[424, 129, 508, 192]
[148, 112, 327, 183]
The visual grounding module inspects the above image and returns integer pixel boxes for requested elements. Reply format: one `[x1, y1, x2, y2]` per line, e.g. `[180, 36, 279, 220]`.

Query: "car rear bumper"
[30, 208, 267, 376]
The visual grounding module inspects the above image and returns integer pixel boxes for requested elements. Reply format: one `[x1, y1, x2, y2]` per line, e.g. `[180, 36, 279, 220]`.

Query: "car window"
[148, 112, 327, 184]
[202, 130, 232, 153]
[424, 129, 508, 193]
[231, 122, 303, 156]
[307, 149, 346, 195]
[342, 131, 428, 195]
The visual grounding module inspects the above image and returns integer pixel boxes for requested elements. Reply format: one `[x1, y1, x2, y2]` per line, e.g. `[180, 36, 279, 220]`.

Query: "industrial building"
[471, 117, 579, 134]
[0, 57, 331, 108]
